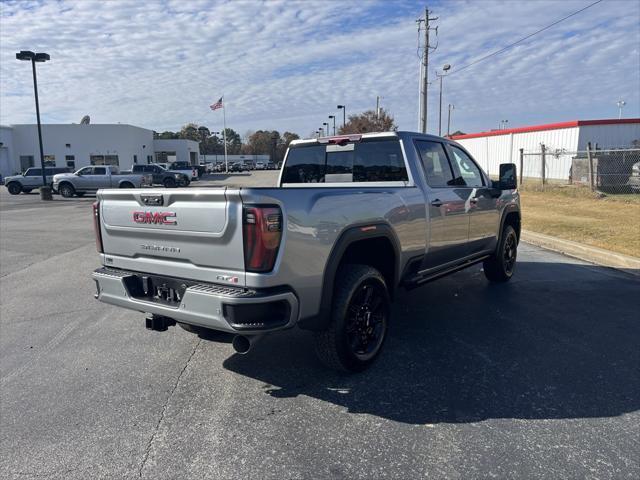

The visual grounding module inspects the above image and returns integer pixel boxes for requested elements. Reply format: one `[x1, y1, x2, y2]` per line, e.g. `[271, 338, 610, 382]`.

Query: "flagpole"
[222, 95, 228, 173]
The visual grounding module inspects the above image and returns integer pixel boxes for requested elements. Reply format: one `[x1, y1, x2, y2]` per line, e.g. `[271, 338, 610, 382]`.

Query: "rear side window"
[414, 140, 455, 188]
[93, 167, 106, 175]
[282, 139, 408, 184]
[281, 145, 326, 183]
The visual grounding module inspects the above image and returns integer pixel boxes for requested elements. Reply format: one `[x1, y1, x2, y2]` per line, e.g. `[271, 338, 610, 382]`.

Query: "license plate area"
[123, 274, 196, 307]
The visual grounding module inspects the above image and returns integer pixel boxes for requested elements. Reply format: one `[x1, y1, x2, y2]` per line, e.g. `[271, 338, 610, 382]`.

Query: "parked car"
[91, 131, 521, 372]
[4, 167, 71, 195]
[128, 164, 189, 187]
[53, 165, 152, 197]
[255, 161, 266, 170]
[169, 162, 199, 181]
[267, 162, 276, 170]
[229, 162, 244, 172]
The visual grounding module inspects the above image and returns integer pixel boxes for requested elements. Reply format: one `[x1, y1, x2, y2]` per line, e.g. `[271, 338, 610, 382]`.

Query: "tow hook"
[145, 314, 176, 332]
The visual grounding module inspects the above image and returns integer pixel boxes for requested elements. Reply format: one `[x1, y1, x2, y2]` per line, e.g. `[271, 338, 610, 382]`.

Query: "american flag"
[210, 97, 223, 111]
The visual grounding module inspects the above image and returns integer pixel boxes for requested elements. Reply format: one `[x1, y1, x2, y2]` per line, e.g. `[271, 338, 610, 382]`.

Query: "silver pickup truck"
[92, 131, 520, 371]
[4, 167, 71, 194]
[53, 165, 152, 197]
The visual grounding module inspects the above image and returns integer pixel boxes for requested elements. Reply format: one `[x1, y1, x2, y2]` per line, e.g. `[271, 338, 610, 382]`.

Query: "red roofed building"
[450, 119, 640, 180]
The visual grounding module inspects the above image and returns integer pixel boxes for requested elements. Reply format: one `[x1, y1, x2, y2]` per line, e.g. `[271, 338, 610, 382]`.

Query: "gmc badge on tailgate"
[133, 211, 177, 225]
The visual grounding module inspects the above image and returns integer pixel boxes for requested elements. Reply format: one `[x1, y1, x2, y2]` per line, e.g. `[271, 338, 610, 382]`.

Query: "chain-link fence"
[519, 144, 640, 194]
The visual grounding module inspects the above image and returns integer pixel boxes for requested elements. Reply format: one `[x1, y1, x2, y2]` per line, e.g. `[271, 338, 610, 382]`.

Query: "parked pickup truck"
[92, 131, 520, 371]
[53, 165, 152, 197]
[4, 167, 71, 194]
[126, 164, 190, 188]
[163, 162, 199, 181]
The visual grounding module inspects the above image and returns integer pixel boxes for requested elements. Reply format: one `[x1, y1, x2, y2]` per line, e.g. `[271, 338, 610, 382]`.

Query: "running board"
[402, 255, 490, 290]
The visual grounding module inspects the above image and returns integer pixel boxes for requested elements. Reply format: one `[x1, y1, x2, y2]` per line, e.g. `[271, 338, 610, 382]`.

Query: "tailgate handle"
[141, 194, 164, 206]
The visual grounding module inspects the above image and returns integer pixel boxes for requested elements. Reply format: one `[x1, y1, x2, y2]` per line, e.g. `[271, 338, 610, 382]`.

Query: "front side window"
[25, 168, 42, 177]
[449, 146, 484, 187]
[281, 139, 407, 184]
[414, 140, 455, 188]
[77, 167, 93, 175]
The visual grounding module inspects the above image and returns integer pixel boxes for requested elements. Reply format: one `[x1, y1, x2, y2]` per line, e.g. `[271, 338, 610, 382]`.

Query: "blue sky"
[1, 0, 639, 138]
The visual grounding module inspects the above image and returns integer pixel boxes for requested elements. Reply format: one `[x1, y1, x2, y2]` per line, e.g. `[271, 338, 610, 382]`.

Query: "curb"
[521, 230, 640, 276]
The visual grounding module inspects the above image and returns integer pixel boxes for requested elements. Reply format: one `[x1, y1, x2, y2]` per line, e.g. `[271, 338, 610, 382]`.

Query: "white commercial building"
[451, 118, 640, 180]
[0, 123, 199, 178]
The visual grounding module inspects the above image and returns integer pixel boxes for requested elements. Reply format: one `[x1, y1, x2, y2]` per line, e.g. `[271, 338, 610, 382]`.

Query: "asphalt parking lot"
[1, 178, 639, 479]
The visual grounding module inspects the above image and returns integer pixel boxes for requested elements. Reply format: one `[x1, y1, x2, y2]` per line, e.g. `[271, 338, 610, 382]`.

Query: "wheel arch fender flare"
[498, 205, 521, 247]
[297, 222, 401, 331]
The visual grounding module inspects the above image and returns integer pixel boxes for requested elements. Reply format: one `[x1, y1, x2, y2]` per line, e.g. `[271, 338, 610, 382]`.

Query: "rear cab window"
[281, 137, 408, 185]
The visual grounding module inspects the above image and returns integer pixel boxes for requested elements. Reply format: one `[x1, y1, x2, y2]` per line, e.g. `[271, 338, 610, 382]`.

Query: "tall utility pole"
[376, 96, 380, 118]
[417, 7, 438, 134]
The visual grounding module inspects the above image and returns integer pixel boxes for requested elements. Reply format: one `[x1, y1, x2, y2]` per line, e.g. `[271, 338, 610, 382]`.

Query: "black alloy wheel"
[345, 281, 387, 362]
[483, 224, 518, 282]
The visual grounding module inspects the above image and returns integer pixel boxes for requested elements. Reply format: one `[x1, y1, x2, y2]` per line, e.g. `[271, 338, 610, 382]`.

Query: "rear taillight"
[243, 206, 282, 272]
[93, 201, 103, 253]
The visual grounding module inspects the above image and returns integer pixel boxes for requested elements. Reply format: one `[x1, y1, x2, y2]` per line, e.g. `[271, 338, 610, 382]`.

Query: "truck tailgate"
[97, 188, 246, 285]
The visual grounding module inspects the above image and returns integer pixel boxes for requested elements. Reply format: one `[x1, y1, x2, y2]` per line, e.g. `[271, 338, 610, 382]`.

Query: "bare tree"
[338, 108, 397, 134]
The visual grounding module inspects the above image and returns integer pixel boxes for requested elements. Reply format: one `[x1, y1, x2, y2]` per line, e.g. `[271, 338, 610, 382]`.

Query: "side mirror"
[499, 163, 517, 190]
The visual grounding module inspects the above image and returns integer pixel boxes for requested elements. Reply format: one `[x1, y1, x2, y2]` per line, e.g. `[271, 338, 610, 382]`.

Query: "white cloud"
[0, 0, 638, 137]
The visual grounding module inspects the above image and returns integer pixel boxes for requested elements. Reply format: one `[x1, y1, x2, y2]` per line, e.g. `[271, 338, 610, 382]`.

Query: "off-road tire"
[314, 264, 390, 372]
[120, 181, 134, 189]
[483, 225, 518, 282]
[7, 182, 22, 195]
[58, 182, 75, 198]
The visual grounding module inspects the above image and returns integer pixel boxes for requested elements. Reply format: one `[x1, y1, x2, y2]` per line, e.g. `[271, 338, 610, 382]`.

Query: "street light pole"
[328, 115, 336, 135]
[437, 64, 451, 137]
[16, 50, 50, 199]
[337, 105, 345, 130]
[447, 104, 454, 136]
[323, 122, 329, 136]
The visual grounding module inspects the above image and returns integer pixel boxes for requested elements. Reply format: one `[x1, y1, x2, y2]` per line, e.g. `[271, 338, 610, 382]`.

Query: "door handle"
[430, 199, 443, 207]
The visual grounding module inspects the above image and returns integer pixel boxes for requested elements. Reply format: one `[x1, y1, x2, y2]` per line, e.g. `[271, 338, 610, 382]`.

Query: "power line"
[450, 0, 604, 76]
